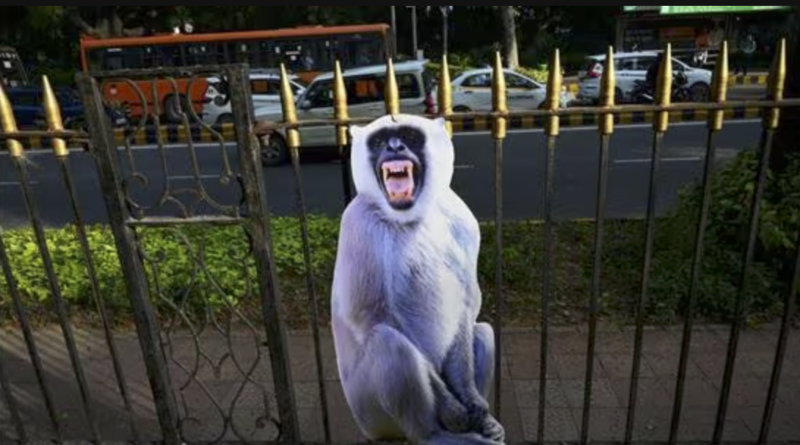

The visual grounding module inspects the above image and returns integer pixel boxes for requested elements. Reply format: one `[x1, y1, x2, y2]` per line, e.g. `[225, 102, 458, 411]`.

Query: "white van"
[254, 60, 436, 166]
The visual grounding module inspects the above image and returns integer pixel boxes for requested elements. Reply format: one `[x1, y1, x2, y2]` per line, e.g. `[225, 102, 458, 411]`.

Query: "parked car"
[4, 86, 87, 130]
[447, 67, 573, 112]
[202, 70, 307, 125]
[576, 51, 712, 104]
[253, 60, 436, 166]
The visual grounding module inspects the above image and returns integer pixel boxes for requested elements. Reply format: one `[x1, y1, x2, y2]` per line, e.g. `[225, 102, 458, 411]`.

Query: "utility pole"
[390, 6, 398, 58]
[409, 6, 418, 59]
[441, 6, 452, 55]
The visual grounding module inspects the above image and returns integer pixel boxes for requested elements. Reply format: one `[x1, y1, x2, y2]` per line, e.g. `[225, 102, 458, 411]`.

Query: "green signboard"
[659, 5, 791, 14]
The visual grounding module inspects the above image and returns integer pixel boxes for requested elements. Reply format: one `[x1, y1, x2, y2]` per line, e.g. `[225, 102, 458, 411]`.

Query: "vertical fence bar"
[76, 74, 182, 444]
[712, 38, 786, 445]
[43, 77, 142, 445]
[438, 55, 453, 138]
[758, 231, 800, 444]
[668, 41, 729, 445]
[227, 65, 301, 443]
[280, 64, 331, 444]
[5, 77, 102, 445]
[624, 43, 672, 445]
[385, 58, 400, 116]
[490, 51, 507, 419]
[0, 281, 27, 443]
[537, 48, 562, 444]
[581, 45, 615, 445]
[0, 89, 54, 442]
[333, 61, 353, 207]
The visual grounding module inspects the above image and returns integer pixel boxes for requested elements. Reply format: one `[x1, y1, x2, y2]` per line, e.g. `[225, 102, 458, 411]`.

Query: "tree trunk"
[770, 6, 800, 174]
[500, 6, 519, 69]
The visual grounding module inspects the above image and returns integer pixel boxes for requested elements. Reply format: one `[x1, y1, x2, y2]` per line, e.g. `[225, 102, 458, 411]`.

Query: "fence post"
[227, 64, 301, 443]
[75, 73, 181, 444]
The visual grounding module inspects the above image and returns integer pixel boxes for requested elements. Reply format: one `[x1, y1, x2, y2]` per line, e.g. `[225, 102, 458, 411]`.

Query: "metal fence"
[0, 39, 799, 444]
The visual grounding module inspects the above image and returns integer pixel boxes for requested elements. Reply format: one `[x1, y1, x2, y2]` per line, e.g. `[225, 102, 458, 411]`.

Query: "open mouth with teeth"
[380, 159, 419, 208]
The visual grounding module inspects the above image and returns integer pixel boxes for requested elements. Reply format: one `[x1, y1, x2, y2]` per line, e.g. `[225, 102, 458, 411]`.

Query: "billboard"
[659, 6, 791, 14]
[623, 6, 791, 14]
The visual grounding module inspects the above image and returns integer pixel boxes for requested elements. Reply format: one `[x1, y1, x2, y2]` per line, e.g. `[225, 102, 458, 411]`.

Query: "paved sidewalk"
[1, 323, 798, 443]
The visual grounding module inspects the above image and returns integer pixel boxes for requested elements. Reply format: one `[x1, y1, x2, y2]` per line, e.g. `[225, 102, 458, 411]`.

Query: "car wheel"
[259, 132, 289, 166]
[453, 105, 471, 112]
[614, 87, 624, 104]
[216, 114, 234, 125]
[690, 82, 710, 102]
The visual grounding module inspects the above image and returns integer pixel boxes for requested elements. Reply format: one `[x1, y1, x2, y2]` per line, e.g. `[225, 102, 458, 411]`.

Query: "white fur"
[332, 114, 504, 444]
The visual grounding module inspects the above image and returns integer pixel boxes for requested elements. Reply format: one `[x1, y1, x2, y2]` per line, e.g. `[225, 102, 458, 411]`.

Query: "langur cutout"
[331, 114, 505, 445]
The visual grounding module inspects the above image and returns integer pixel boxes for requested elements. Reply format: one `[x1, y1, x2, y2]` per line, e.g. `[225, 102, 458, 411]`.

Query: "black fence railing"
[0, 39, 798, 444]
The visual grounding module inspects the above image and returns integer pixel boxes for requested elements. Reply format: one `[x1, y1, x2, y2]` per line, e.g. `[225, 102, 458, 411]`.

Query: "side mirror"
[299, 99, 312, 110]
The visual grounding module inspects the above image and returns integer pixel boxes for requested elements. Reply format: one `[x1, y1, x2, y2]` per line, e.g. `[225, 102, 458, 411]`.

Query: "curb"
[15, 107, 762, 149]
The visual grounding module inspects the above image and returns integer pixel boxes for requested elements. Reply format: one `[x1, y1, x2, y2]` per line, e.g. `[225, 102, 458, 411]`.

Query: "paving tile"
[512, 379, 568, 409]
[598, 352, 657, 378]
[570, 407, 627, 442]
[552, 354, 606, 380]
[608, 377, 673, 408]
[677, 407, 755, 442]
[659, 377, 721, 408]
[519, 407, 579, 442]
[558, 378, 620, 408]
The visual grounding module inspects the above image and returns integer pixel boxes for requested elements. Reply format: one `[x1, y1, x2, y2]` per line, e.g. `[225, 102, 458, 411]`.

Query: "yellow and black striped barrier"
[13, 106, 763, 149]
[564, 73, 767, 94]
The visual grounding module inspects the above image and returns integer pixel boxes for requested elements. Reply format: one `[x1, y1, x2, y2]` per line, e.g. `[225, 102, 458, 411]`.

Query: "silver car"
[577, 51, 712, 104]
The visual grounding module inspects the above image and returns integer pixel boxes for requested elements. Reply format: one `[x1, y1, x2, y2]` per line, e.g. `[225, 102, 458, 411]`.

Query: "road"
[0, 120, 763, 228]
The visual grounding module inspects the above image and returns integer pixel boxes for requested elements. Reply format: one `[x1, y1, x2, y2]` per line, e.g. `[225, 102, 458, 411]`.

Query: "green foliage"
[629, 149, 800, 324]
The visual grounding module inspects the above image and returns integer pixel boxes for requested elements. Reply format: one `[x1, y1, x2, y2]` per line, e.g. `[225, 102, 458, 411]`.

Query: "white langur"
[331, 114, 505, 445]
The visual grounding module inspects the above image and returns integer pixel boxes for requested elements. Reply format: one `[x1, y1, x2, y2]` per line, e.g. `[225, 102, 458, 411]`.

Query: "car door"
[504, 72, 543, 110]
[455, 72, 491, 111]
[294, 78, 335, 146]
[249, 78, 278, 111]
[615, 56, 640, 97]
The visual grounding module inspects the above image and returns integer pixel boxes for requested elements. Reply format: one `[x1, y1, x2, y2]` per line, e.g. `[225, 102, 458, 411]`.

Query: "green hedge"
[1, 149, 796, 329]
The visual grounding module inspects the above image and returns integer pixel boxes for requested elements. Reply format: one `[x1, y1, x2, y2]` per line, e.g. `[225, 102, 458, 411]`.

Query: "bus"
[78, 23, 392, 123]
[0, 46, 29, 88]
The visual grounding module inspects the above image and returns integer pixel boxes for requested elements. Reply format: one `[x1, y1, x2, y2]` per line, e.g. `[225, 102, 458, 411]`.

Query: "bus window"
[346, 75, 383, 105]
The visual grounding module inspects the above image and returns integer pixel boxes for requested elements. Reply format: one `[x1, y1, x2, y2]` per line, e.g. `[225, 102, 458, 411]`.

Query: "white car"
[254, 60, 436, 166]
[449, 67, 572, 112]
[576, 51, 712, 104]
[202, 70, 306, 125]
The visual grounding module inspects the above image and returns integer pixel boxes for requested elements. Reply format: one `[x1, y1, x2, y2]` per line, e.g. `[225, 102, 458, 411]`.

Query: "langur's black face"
[367, 125, 426, 211]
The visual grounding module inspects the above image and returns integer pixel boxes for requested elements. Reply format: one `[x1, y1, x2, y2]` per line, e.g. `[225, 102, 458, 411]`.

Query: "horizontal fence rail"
[0, 38, 798, 445]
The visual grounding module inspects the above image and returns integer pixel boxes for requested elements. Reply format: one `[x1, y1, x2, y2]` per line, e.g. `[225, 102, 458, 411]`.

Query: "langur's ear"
[348, 124, 364, 140]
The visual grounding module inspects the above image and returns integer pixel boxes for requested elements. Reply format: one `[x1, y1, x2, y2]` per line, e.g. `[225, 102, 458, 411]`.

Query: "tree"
[499, 6, 519, 69]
